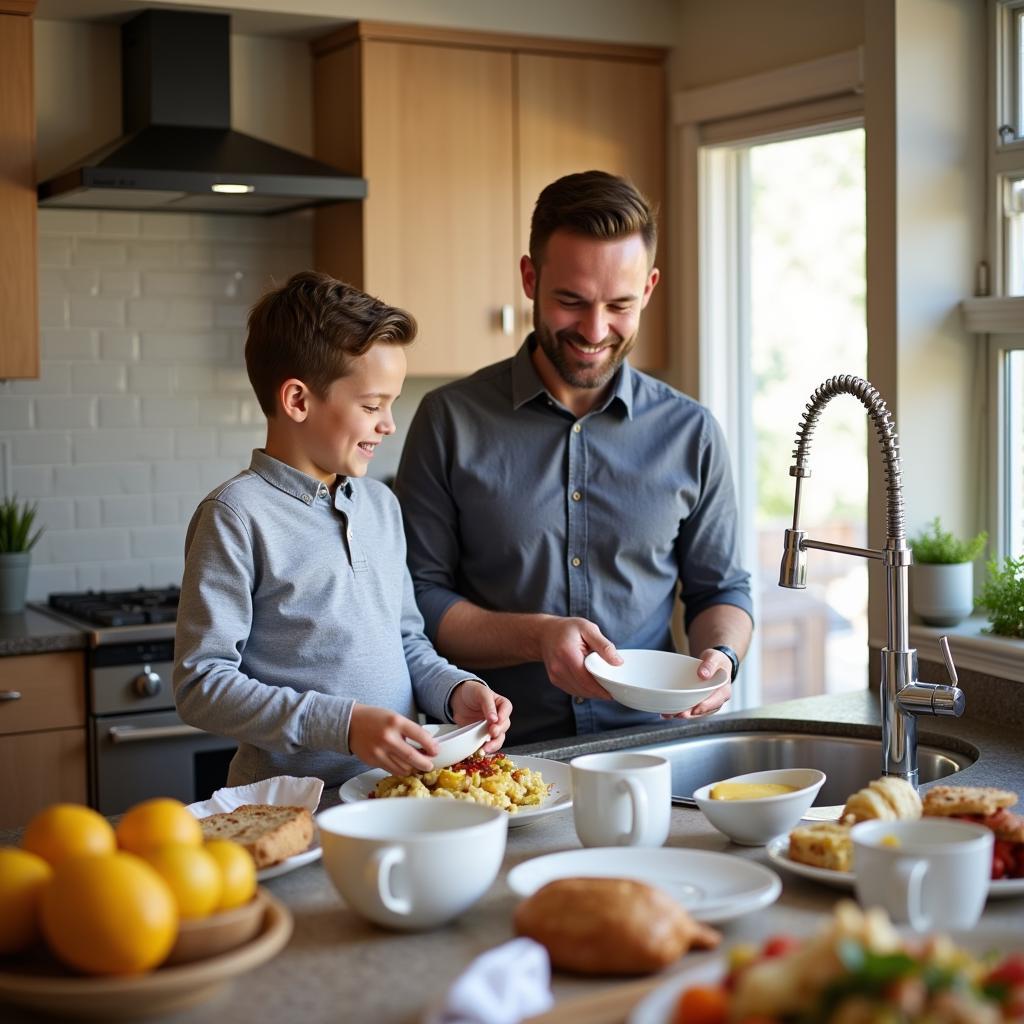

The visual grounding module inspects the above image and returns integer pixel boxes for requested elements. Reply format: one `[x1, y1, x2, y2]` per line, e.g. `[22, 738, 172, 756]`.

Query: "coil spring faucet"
[778, 375, 965, 789]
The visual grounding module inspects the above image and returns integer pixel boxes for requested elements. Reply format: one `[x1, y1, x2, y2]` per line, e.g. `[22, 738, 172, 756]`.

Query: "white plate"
[256, 840, 322, 882]
[628, 927, 1024, 1024]
[337, 754, 572, 829]
[506, 847, 781, 924]
[765, 835, 1024, 899]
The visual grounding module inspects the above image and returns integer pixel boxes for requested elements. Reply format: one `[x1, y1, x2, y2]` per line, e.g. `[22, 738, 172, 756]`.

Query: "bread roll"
[513, 877, 720, 976]
[841, 777, 921, 824]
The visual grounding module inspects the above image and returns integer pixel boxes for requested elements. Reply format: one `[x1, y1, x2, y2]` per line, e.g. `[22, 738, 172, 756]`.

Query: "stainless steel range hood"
[38, 9, 366, 216]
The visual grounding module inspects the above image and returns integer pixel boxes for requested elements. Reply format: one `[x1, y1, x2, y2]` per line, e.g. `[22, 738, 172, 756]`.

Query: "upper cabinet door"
[516, 54, 667, 371]
[360, 41, 519, 377]
[0, 12, 39, 380]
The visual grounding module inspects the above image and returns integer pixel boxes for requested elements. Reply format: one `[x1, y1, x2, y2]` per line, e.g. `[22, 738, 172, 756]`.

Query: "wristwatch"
[711, 644, 740, 682]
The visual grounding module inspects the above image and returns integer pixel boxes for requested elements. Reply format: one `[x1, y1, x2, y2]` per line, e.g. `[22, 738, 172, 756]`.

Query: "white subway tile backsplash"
[74, 565, 104, 591]
[14, 432, 71, 465]
[74, 239, 128, 267]
[175, 365, 218, 393]
[127, 365, 173, 394]
[127, 240, 178, 268]
[100, 271, 141, 297]
[130, 526, 185, 560]
[140, 213, 191, 240]
[10, 465, 54, 499]
[0, 397, 32, 430]
[38, 209, 99, 235]
[48, 528, 131, 563]
[98, 396, 140, 428]
[27, 565, 77, 601]
[40, 329, 96, 361]
[152, 496, 182, 525]
[189, 215, 269, 243]
[153, 460, 200, 493]
[40, 267, 100, 295]
[98, 212, 140, 237]
[101, 495, 152, 528]
[141, 396, 199, 428]
[39, 293, 68, 328]
[150, 558, 184, 586]
[74, 497, 101, 528]
[72, 431, 174, 464]
[73, 363, 127, 395]
[199, 459, 247, 490]
[69, 295, 125, 328]
[101, 561, 152, 589]
[140, 332, 230, 364]
[239, 399, 264, 425]
[174, 429, 216, 459]
[214, 304, 249, 329]
[197, 397, 239, 426]
[217, 429, 263, 458]
[35, 396, 96, 430]
[179, 243, 214, 270]
[35, 498, 75, 532]
[128, 298, 214, 330]
[99, 331, 140, 361]
[214, 367, 252, 394]
[38, 237, 72, 267]
[143, 271, 239, 298]
[58, 464, 150, 497]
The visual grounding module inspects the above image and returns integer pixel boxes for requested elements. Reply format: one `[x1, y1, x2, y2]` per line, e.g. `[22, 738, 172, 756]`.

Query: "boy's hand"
[450, 680, 512, 754]
[348, 704, 440, 777]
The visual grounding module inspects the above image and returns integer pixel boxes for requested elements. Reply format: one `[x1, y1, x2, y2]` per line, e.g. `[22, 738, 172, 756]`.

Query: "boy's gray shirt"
[173, 449, 471, 787]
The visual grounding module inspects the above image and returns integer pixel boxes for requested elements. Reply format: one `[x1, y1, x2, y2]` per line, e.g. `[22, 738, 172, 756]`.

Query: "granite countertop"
[2, 689, 1022, 1024]
[0, 608, 87, 657]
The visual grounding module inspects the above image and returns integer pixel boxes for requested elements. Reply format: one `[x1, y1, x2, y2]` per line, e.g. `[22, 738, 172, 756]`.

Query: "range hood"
[38, 9, 367, 215]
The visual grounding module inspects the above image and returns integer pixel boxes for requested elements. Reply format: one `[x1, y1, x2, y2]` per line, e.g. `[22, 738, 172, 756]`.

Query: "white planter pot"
[0, 551, 31, 615]
[912, 561, 975, 627]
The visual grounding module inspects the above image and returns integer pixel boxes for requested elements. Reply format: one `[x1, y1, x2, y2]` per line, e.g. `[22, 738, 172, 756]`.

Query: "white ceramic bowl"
[408, 721, 490, 770]
[316, 798, 507, 930]
[693, 768, 826, 846]
[583, 649, 729, 714]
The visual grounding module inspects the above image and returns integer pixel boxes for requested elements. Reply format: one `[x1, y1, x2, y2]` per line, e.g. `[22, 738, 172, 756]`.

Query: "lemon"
[0, 847, 53, 954]
[40, 852, 177, 976]
[115, 798, 202, 856]
[22, 803, 116, 867]
[143, 843, 223, 919]
[204, 839, 257, 910]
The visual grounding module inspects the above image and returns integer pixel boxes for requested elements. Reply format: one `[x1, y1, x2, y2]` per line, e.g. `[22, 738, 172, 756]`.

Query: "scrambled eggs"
[373, 752, 551, 814]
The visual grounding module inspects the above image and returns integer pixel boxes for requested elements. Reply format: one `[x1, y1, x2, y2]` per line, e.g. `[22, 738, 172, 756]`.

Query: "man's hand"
[660, 647, 734, 720]
[348, 704, 440, 776]
[538, 616, 620, 699]
[450, 679, 513, 753]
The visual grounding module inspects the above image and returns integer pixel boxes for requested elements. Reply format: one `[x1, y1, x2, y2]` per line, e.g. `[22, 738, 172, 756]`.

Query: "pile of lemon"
[0, 798, 256, 976]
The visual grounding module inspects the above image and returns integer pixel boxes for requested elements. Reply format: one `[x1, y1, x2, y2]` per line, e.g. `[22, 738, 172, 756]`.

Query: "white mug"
[570, 752, 672, 848]
[851, 818, 993, 932]
[316, 799, 507, 930]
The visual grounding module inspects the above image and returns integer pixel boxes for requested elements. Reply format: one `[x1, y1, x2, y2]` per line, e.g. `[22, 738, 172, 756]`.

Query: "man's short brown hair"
[529, 170, 658, 269]
[245, 271, 416, 416]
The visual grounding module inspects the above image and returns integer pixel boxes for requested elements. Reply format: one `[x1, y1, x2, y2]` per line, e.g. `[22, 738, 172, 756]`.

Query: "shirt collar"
[510, 334, 634, 420]
[248, 449, 353, 507]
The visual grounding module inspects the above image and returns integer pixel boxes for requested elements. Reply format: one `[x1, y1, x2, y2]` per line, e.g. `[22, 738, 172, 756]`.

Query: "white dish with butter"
[693, 768, 826, 846]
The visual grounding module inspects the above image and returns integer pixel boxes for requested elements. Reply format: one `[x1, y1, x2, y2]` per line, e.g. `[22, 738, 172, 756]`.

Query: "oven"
[41, 588, 236, 815]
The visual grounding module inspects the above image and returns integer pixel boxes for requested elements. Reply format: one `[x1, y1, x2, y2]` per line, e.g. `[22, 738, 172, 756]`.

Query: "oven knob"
[134, 665, 162, 698]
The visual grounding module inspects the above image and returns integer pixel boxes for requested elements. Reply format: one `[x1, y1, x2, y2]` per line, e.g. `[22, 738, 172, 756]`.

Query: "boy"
[173, 271, 512, 788]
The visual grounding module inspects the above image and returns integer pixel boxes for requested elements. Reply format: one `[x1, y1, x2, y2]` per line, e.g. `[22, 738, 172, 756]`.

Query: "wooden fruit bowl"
[166, 889, 268, 966]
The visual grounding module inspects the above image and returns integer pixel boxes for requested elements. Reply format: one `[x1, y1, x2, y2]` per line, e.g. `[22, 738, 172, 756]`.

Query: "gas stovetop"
[39, 587, 180, 646]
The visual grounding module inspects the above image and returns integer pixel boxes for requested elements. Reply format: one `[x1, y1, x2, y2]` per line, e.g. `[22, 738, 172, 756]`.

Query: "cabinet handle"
[500, 304, 515, 336]
[0, 690, 22, 702]
[108, 724, 205, 744]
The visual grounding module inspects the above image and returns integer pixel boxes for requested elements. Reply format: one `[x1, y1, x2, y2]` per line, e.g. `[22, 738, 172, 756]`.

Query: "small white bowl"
[693, 768, 826, 846]
[583, 650, 729, 714]
[407, 721, 491, 770]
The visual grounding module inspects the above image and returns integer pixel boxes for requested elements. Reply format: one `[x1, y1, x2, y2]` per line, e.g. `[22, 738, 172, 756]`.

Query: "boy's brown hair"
[529, 170, 658, 270]
[245, 271, 417, 416]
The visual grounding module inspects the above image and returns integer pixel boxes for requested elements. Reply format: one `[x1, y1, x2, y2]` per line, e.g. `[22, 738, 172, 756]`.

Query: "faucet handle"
[938, 635, 958, 687]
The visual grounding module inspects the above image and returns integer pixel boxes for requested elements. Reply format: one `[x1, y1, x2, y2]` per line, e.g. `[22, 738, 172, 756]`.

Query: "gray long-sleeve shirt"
[394, 337, 753, 745]
[173, 449, 471, 788]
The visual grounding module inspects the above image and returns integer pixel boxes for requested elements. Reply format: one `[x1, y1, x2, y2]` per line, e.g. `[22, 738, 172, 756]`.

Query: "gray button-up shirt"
[174, 450, 471, 787]
[394, 338, 753, 745]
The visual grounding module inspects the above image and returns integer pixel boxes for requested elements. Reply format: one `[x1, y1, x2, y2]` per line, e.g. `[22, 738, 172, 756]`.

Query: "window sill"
[960, 296, 1024, 335]
[908, 616, 1024, 683]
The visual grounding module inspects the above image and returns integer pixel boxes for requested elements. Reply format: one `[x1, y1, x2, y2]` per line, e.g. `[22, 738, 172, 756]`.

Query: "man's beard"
[533, 313, 636, 391]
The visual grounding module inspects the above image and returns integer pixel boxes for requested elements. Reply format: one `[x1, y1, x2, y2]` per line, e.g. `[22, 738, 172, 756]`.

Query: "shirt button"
[571, 556, 581, 567]
[572, 423, 582, 434]
[574, 696, 585, 705]
[571, 490, 582, 502]
[301, 494, 312, 504]
[347, 528, 354, 540]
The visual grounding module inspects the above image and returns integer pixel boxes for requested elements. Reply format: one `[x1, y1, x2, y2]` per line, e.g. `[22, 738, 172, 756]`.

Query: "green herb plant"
[0, 496, 44, 554]
[909, 516, 987, 564]
[977, 554, 1024, 638]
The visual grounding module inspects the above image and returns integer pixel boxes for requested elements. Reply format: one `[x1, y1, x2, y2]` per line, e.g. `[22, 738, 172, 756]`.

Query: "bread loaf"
[841, 777, 921, 824]
[513, 877, 720, 976]
[199, 804, 314, 868]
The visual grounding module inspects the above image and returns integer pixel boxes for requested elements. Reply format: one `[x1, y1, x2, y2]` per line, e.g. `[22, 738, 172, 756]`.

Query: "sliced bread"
[199, 804, 314, 868]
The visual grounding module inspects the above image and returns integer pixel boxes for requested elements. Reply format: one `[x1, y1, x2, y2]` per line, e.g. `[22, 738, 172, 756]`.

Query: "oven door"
[91, 710, 237, 816]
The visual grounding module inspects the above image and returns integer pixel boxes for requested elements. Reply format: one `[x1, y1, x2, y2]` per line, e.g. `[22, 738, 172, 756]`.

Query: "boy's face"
[304, 342, 406, 480]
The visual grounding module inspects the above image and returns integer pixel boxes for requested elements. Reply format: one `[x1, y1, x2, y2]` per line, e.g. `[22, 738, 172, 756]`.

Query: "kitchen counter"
[2, 689, 1023, 1024]
[0, 608, 87, 657]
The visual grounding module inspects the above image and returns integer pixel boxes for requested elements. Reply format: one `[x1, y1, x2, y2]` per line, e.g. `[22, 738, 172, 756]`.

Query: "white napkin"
[424, 938, 553, 1024]
[185, 775, 324, 818]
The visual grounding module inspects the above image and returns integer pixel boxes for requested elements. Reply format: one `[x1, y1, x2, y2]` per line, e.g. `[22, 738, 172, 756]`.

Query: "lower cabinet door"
[0, 728, 87, 828]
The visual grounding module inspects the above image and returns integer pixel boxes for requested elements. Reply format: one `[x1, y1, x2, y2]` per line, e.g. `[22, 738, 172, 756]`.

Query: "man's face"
[303, 342, 406, 480]
[522, 229, 658, 393]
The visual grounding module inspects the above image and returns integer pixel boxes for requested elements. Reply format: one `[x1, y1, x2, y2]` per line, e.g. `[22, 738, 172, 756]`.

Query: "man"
[394, 170, 753, 745]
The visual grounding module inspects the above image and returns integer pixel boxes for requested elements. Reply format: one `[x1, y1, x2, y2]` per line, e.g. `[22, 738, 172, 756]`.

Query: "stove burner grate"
[49, 587, 180, 628]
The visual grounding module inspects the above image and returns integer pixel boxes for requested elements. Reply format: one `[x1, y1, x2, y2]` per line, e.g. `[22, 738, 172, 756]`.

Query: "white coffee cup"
[316, 798, 507, 930]
[570, 752, 671, 848]
[851, 818, 994, 932]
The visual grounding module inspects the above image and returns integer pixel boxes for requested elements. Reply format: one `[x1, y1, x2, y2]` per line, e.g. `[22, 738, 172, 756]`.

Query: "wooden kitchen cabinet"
[0, 651, 87, 827]
[312, 23, 667, 377]
[0, 2, 39, 380]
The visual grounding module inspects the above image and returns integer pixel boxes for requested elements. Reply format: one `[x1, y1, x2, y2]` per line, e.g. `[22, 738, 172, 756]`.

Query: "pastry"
[921, 785, 1018, 818]
[841, 777, 921, 824]
[787, 821, 853, 872]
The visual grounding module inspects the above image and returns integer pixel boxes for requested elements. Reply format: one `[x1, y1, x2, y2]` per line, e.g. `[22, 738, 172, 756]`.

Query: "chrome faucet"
[778, 375, 965, 789]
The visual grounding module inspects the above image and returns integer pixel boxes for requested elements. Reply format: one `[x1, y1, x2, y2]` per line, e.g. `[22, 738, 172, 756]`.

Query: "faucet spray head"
[779, 529, 807, 589]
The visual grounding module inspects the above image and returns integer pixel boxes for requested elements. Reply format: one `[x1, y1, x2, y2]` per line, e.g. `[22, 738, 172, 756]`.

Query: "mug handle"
[622, 777, 649, 845]
[896, 857, 930, 930]
[369, 846, 411, 916]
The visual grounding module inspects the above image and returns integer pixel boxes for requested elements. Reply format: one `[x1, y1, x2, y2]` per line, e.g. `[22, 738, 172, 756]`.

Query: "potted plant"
[0, 496, 44, 614]
[909, 517, 987, 627]
[977, 554, 1024, 638]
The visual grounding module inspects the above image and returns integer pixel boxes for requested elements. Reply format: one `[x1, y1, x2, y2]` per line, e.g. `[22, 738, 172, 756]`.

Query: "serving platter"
[337, 754, 572, 828]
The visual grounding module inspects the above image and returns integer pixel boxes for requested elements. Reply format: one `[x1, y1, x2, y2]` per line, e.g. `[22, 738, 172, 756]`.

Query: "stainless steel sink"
[630, 732, 976, 809]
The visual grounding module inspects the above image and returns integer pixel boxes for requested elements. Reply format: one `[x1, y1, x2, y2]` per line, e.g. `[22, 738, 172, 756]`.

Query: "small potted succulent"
[0, 496, 44, 614]
[909, 517, 988, 627]
[977, 554, 1024, 638]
